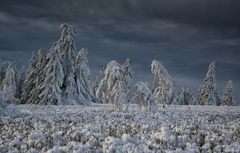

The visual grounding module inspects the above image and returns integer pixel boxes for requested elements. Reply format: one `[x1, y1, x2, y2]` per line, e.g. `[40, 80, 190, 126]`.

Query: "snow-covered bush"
[222, 80, 233, 106]
[151, 60, 175, 105]
[198, 62, 220, 105]
[1, 104, 240, 152]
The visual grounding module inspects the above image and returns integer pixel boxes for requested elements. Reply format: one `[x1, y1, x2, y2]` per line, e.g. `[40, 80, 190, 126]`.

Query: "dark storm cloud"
[0, 0, 240, 102]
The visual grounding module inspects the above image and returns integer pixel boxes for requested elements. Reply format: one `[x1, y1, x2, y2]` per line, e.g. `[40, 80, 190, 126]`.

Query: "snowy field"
[1, 104, 240, 153]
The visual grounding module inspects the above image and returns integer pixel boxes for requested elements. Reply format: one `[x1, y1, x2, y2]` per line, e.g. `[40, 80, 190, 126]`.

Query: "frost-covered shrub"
[28, 131, 46, 149]
[0, 105, 240, 152]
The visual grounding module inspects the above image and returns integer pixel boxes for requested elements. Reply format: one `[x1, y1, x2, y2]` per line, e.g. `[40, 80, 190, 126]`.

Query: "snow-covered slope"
[1, 105, 240, 152]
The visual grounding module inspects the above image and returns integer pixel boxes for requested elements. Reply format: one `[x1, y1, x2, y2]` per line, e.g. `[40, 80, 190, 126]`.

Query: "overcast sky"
[0, 0, 240, 103]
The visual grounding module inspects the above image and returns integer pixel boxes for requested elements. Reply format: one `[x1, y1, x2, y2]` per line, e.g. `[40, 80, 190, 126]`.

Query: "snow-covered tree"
[39, 54, 64, 105]
[75, 48, 94, 104]
[95, 60, 126, 111]
[222, 80, 233, 106]
[174, 88, 195, 105]
[92, 76, 100, 98]
[15, 66, 27, 99]
[127, 82, 153, 111]
[2, 63, 18, 103]
[21, 51, 38, 104]
[96, 61, 123, 103]
[109, 80, 125, 112]
[0, 90, 5, 115]
[49, 23, 78, 104]
[198, 62, 220, 106]
[0, 60, 10, 89]
[151, 60, 175, 105]
[28, 49, 48, 104]
[122, 58, 134, 102]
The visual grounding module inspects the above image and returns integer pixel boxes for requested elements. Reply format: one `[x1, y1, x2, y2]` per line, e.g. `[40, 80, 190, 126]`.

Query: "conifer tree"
[0, 60, 10, 90]
[110, 80, 125, 112]
[39, 54, 64, 105]
[222, 80, 233, 106]
[174, 88, 194, 105]
[198, 62, 220, 105]
[127, 82, 153, 111]
[48, 23, 79, 104]
[15, 66, 27, 99]
[75, 48, 94, 104]
[151, 60, 175, 105]
[122, 58, 134, 91]
[122, 58, 134, 102]
[96, 61, 123, 103]
[2, 63, 18, 103]
[21, 51, 38, 104]
[29, 49, 47, 104]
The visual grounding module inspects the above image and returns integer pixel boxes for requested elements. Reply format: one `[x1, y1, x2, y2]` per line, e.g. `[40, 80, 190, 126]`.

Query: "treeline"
[0, 24, 236, 111]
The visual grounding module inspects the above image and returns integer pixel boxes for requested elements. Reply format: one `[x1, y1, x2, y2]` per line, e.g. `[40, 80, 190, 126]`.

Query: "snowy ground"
[1, 104, 240, 153]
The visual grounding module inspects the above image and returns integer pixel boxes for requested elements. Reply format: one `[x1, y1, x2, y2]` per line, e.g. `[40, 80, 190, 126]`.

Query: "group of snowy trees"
[198, 62, 234, 106]
[0, 24, 237, 112]
[0, 24, 93, 106]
